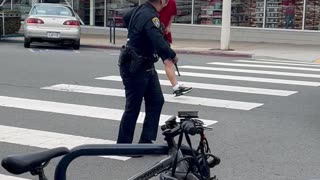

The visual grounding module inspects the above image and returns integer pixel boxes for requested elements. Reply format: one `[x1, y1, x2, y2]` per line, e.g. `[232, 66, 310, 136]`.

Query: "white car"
[23, 3, 81, 49]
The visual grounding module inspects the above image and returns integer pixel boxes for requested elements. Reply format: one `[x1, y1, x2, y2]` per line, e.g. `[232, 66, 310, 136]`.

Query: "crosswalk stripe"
[252, 59, 320, 66]
[0, 96, 217, 126]
[42, 84, 263, 110]
[208, 62, 320, 72]
[0, 174, 30, 180]
[156, 70, 320, 86]
[97, 76, 297, 96]
[0, 125, 129, 161]
[180, 65, 320, 78]
[235, 60, 320, 67]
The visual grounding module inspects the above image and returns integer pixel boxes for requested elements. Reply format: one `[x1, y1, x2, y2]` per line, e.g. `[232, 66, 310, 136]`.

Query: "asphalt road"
[0, 41, 320, 180]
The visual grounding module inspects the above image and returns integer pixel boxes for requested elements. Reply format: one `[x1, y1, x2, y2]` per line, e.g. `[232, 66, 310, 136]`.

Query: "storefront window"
[94, 0, 105, 26]
[107, 0, 136, 27]
[78, 0, 105, 26]
[195, 0, 261, 27]
[265, 0, 282, 28]
[8, 0, 316, 30]
[264, 0, 302, 29]
[231, 0, 251, 27]
[194, 0, 222, 25]
[249, 0, 264, 27]
[74, 0, 87, 25]
[174, 0, 192, 24]
[305, 0, 320, 30]
[73, 0, 134, 26]
[0, 0, 31, 19]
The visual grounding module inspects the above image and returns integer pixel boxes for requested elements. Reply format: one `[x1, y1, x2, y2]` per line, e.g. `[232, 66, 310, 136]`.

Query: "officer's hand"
[164, 27, 171, 34]
[172, 56, 178, 64]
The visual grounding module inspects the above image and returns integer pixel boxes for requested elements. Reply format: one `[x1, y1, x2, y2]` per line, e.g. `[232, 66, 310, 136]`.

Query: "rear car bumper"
[24, 25, 80, 41]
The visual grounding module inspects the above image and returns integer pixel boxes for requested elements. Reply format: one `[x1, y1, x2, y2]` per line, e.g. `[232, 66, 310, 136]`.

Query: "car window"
[31, 5, 74, 16]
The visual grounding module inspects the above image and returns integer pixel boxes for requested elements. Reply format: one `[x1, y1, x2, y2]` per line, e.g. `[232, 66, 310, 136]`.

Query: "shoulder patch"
[152, 17, 160, 28]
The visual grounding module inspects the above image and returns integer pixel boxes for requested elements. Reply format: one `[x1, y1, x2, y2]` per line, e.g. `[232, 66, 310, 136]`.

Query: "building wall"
[82, 24, 320, 45]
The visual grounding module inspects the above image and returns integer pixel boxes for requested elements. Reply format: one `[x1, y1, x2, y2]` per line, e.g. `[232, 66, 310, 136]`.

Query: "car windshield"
[31, 5, 74, 16]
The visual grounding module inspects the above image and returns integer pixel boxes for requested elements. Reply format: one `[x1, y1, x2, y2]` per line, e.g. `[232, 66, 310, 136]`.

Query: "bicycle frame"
[54, 144, 194, 180]
[2, 114, 218, 180]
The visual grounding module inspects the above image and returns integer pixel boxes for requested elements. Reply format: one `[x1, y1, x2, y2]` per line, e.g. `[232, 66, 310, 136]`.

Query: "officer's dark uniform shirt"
[123, 2, 176, 61]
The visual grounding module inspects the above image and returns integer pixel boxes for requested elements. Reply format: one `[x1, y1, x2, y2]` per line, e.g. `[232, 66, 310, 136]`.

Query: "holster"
[128, 47, 145, 73]
[118, 45, 130, 66]
[118, 45, 158, 73]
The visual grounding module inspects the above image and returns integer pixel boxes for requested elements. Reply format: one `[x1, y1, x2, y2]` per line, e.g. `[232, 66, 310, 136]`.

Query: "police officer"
[117, 0, 178, 144]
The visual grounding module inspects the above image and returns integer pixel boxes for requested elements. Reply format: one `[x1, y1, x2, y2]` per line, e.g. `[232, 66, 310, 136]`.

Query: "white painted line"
[180, 65, 320, 78]
[0, 96, 217, 126]
[0, 125, 129, 161]
[43, 84, 263, 110]
[156, 70, 320, 86]
[97, 76, 297, 96]
[28, 49, 79, 53]
[251, 59, 320, 66]
[208, 62, 320, 72]
[0, 174, 30, 180]
[234, 60, 320, 68]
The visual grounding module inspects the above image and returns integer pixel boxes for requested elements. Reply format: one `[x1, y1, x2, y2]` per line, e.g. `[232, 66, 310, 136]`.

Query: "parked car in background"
[23, 3, 81, 49]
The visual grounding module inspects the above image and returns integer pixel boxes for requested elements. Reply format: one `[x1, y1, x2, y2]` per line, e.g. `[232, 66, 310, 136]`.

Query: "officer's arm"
[144, 17, 176, 60]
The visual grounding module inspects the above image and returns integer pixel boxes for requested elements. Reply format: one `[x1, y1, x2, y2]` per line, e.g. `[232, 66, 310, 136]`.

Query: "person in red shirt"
[159, 0, 176, 43]
[159, 0, 192, 96]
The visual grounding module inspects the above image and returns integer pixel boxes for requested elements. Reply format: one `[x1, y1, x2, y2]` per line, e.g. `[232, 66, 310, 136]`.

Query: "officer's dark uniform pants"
[117, 63, 165, 144]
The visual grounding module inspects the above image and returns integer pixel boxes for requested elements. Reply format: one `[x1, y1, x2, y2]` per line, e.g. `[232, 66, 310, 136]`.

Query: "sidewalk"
[81, 34, 320, 63]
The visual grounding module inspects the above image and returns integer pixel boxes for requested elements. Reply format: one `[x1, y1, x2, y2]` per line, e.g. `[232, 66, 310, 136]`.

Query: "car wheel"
[24, 38, 31, 48]
[73, 40, 80, 50]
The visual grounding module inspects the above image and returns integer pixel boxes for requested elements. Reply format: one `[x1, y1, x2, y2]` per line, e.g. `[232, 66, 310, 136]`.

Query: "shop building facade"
[1, 0, 320, 44]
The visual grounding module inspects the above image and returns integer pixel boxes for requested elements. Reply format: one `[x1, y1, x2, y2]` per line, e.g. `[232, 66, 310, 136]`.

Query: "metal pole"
[302, 0, 306, 30]
[113, 17, 115, 44]
[109, 18, 112, 43]
[220, 0, 231, 50]
[2, 11, 5, 36]
[262, 0, 266, 28]
[103, 0, 106, 27]
[90, 0, 95, 25]
[191, 0, 194, 24]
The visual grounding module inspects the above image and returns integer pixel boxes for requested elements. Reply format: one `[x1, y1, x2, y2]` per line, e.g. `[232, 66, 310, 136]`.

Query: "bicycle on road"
[2, 111, 220, 180]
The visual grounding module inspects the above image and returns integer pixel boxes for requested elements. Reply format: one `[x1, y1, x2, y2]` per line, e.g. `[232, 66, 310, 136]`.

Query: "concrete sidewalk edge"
[81, 44, 253, 58]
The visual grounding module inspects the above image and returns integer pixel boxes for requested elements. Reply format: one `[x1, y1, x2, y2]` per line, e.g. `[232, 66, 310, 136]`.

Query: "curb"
[81, 44, 253, 58]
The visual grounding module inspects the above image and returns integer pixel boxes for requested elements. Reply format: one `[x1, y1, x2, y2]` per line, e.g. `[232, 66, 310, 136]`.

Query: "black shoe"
[173, 86, 192, 97]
